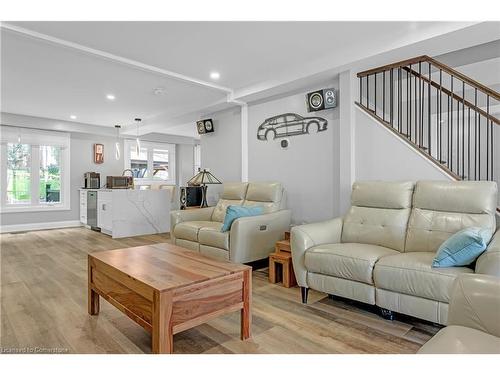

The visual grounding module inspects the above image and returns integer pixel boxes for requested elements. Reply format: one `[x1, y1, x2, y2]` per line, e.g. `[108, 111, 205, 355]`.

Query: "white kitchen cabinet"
[79, 189, 170, 238]
[79, 190, 87, 225]
[97, 191, 113, 235]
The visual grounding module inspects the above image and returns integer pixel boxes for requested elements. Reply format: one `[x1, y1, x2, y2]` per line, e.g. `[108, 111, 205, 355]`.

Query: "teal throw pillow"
[432, 227, 492, 268]
[221, 205, 264, 232]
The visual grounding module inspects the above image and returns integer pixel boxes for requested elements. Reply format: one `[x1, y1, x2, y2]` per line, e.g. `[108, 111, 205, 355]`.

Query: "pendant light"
[114, 125, 121, 160]
[134, 118, 142, 155]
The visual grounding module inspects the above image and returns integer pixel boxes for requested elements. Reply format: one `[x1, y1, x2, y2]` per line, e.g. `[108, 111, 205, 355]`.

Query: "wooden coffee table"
[87, 243, 252, 354]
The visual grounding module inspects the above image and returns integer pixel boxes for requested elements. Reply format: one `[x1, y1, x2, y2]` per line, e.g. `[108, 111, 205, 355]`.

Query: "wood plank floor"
[0, 227, 440, 354]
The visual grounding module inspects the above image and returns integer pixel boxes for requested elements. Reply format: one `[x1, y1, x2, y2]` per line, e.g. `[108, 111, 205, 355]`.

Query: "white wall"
[248, 80, 340, 224]
[200, 107, 242, 206]
[176, 144, 195, 186]
[355, 108, 452, 182]
[201, 81, 340, 224]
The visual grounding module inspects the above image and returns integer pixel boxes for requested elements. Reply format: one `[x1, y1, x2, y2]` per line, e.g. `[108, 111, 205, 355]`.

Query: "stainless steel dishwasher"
[87, 190, 98, 228]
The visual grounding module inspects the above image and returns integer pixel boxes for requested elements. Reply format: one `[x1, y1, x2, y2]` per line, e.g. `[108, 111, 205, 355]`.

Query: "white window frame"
[0, 126, 71, 213]
[124, 139, 176, 185]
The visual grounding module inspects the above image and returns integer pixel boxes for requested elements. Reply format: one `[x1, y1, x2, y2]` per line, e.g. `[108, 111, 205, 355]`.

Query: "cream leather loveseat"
[291, 180, 498, 324]
[171, 182, 291, 263]
[418, 274, 500, 353]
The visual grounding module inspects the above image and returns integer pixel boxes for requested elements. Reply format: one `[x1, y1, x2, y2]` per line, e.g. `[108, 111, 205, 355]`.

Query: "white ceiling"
[1, 21, 496, 138]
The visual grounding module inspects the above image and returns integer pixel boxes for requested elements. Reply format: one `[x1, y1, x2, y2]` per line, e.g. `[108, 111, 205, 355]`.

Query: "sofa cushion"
[341, 181, 414, 252]
[417, 326, 500, 354]
[198, 224, 229, 250]
[212, 199, 244, 222]
[351, 181, 415, 209]
[243, 182, 283, 213]
[412, 180, 497, 215]
[374, 252, 473, 303]
[173, 221, 221, 242]
[341, 206, 412, 252]
[220, 182, 249, 200]
[405, 181, 497, 253]
[305, 243, 399, 285]
[211, 183, 248, 222]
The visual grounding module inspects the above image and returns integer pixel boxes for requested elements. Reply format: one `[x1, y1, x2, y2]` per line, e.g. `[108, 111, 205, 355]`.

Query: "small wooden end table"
[88, 243, 251, 354]
[269, 232, 296, 288]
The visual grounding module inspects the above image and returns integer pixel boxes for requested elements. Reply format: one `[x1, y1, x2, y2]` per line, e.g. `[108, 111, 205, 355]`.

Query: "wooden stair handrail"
[357, 55, 429, 77]
[403, 66, 500, 126]
[357, 55, 500, 102]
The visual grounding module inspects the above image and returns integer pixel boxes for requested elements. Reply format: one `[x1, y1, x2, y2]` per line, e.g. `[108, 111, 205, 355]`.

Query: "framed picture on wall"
[94, 143, 104, 164]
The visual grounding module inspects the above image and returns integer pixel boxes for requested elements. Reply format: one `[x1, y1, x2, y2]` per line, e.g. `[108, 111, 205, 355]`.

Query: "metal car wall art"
[257, 113, 328, 141]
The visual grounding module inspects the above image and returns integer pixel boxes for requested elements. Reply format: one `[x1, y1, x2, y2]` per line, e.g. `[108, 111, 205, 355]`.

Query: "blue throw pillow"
[221, 205, 264, 232]
[432, 227, 492, 268]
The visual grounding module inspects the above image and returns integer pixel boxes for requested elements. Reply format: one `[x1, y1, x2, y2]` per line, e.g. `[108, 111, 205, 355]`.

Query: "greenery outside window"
[1, 126, 70, 213]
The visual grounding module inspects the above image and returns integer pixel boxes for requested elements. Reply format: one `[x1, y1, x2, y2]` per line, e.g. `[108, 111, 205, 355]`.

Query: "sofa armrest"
[290, 217, 343, 288]
[170, 207, 215, 240]
[475, 229, 500, 276]
[447, 274, 500, 337]
[229, 210, 291, 263]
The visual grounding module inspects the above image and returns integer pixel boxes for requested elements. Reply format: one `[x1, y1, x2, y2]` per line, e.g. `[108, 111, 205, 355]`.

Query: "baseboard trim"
[0, 220, 82, 234]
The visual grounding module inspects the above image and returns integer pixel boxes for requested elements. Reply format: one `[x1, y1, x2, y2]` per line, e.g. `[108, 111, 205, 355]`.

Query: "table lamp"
[187, 168, 222, 208]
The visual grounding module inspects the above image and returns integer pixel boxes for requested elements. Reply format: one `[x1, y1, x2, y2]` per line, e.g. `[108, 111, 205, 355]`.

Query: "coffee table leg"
[88, 261, 100, 315]
[88, 288, 100, 315]
[152, 290, 173, 354]
[241, 268, 252, 340]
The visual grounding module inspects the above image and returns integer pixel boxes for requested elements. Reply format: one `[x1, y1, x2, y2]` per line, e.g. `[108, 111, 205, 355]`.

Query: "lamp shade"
[187, 169, 222, 186]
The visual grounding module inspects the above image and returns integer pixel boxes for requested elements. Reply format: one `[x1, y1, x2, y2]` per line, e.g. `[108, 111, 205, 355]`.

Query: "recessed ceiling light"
[70, 115, 77, 120]
[210, 71, 220, 80]
[106, 94, 116, 101]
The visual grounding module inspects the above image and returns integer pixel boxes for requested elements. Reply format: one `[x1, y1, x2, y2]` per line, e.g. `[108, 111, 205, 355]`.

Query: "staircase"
[355, 55, 499, 191]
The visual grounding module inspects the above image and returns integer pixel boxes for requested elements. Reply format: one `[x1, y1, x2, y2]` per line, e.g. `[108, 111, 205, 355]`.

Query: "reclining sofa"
[418, 273, 500, 353]
[291, 180, 498, 324]
[171, 182, 291, 263]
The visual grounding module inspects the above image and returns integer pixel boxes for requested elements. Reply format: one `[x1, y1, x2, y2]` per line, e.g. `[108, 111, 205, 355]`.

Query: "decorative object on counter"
[93, 143, 104, 164]
[83, 172, 100, 189]
[186, 168, 222, 208]
[306, 88, 337, 112]
[134, 118, 142, 154]
[196, 118, 214, 134]
[269, 231, 296, 288]
[257, 113, 328, 141]
[114, 125, 121, 160]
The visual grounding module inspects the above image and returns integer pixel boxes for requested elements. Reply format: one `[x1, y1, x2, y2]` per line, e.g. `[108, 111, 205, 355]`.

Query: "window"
[1, 126, 70, 213]
[129, 145, 148, 178]
[153, 148, 170, 180]
[39, 145, 62, 203]
[6, 144, 31, 204]
[124, 140, 176, 185]
[193, 144, 201, 175]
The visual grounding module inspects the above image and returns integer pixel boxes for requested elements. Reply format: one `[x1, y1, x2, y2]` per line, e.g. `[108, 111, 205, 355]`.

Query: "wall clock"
[94, 143, 104, 164]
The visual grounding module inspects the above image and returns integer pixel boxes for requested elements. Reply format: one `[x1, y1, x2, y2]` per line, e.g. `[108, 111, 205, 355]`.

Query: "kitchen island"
[79, 188, 171, 238]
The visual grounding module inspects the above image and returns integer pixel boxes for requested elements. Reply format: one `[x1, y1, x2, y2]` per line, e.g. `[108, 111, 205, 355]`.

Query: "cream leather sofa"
[170, 182, 291, 263]
[291, 180, 498, 324]
[418, 274, 500, 353]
